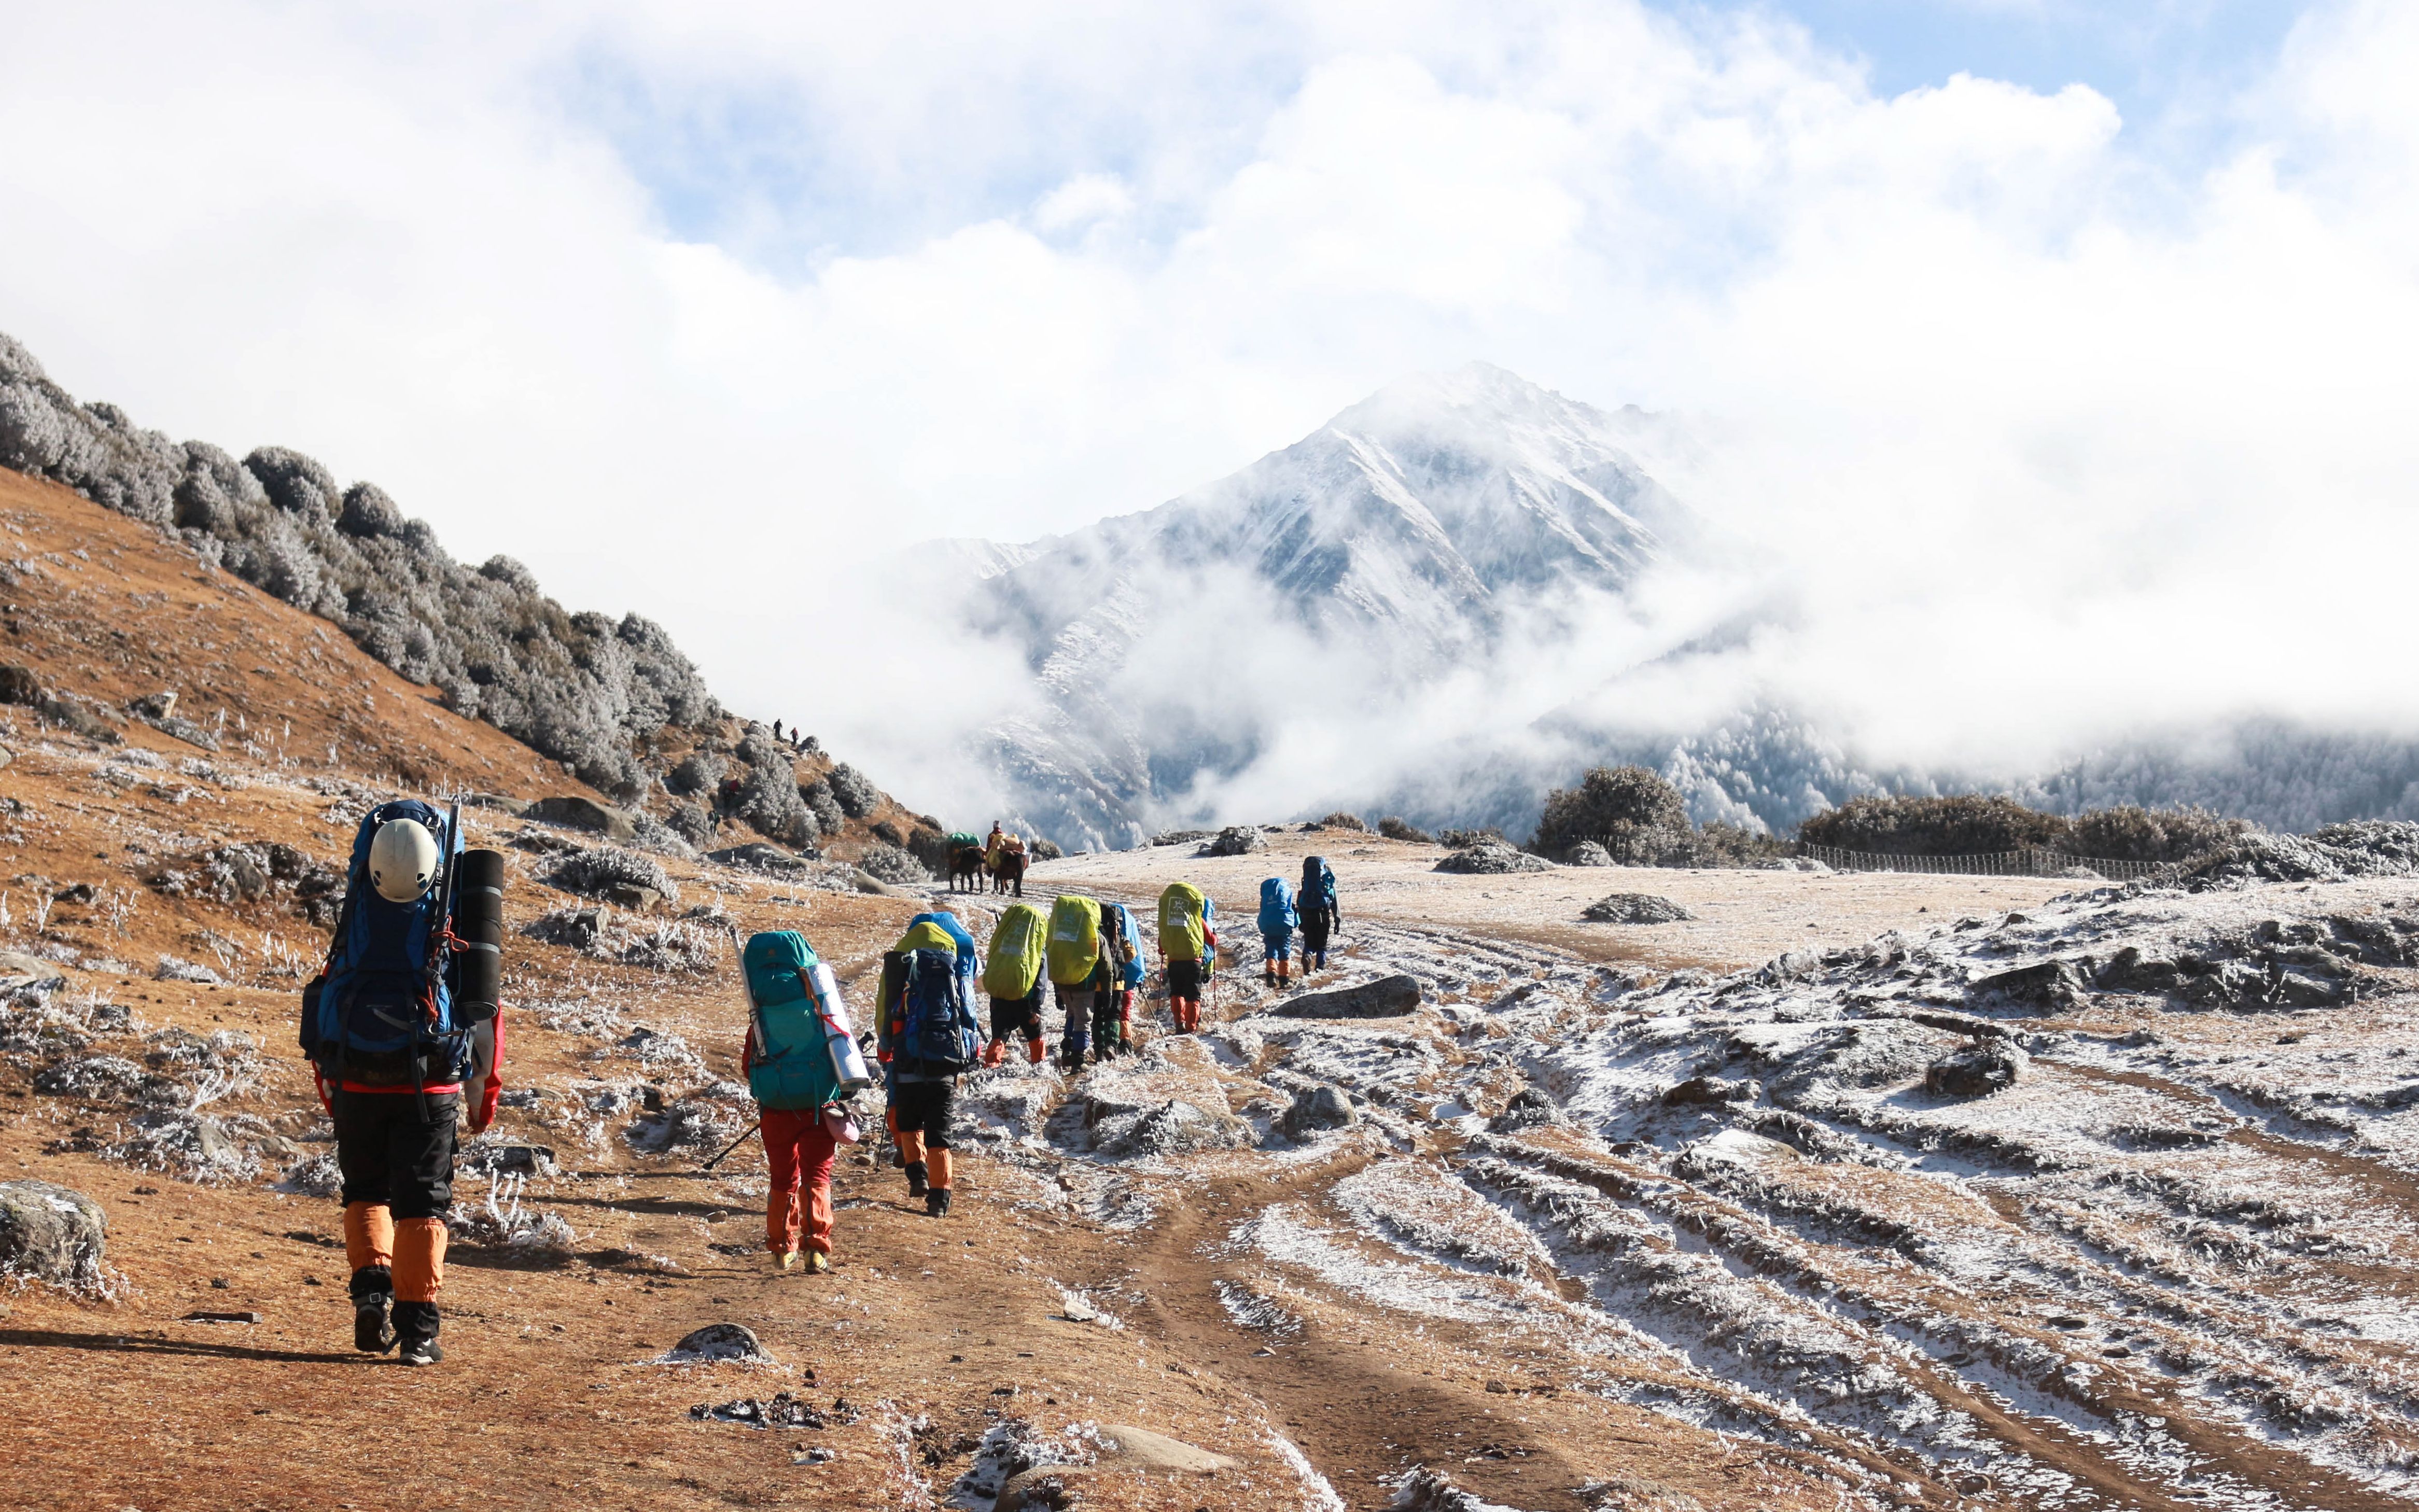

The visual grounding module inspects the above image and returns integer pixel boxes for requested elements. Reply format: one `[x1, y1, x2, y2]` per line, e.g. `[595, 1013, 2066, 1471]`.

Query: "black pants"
[333, 1090, 459, 1220]
[1303, 916, 1332, 959]
[892, 1077, 958, 1151]
[989, 991, 1043, 1042]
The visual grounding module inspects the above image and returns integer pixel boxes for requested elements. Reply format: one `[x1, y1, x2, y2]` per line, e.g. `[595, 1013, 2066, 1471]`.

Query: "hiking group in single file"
[299, 802, 1345, 1356]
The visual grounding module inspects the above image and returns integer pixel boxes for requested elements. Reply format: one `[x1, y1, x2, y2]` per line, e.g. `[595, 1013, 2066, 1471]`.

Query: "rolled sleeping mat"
[453, 848, 505, 1021]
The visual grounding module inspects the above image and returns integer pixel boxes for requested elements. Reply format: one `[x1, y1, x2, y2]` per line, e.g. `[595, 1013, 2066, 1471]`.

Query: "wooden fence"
[1795, 843, 2167, 881]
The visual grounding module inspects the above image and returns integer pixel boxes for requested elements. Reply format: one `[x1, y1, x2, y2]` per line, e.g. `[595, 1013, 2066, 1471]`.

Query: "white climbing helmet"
[368, 818, 442, 903]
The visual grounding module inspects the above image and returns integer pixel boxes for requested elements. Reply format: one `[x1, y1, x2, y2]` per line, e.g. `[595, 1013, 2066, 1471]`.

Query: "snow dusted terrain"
[942, 830, 2419, 1509]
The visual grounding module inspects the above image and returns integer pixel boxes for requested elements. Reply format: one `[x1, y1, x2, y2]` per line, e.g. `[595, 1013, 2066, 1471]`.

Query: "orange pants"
[762, 1109, 838, 1257]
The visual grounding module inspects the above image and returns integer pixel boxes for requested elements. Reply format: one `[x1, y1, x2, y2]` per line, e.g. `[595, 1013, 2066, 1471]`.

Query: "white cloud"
[2, 1, 2416, 819]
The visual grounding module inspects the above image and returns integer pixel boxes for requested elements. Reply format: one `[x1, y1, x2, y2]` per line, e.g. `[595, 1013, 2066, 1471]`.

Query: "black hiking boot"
[904, 1160, 929, 1200]
[926, 1187, 952, 1219]
[394, 1300, 442, 1366]
[349, 1266, 396, 1354]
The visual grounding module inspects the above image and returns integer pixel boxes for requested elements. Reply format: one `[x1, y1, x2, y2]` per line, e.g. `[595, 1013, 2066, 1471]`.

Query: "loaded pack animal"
[989, 845, 1026, 897]
[949, 843, 986, 893]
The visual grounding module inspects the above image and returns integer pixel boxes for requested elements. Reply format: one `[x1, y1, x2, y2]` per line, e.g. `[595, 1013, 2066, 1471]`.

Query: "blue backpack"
[1257, 877, 1298, 936]
[896, 946, 980, 1072]
[1107, 904, 1146, 990]
[908, 911, 981, 995]
[1302, 856, 1337, 912]
[303, 800, 472, 1086]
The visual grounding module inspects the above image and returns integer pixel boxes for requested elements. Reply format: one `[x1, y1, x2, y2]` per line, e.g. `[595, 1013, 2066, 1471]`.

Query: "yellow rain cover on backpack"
[896, 920, 959, 957]
[982, 902, 1048, 1000]
[1158, 881, 1210, 962]
[1046, 894, 1102, 986]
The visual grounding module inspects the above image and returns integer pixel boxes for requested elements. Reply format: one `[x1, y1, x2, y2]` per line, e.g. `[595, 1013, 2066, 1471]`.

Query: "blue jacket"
[1257, 878, 1298, 936]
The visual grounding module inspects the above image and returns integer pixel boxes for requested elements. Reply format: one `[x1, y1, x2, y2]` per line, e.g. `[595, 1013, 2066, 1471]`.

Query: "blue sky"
[1745, 0, 2302, 112]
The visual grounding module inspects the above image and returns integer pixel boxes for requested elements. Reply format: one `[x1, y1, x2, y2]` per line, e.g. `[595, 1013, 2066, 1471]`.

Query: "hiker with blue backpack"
[737, 930, 873, 1272]
[1097, 903, 1145, 1058]
[1258, 875, 1300, 986]
[877, 911, 983, 1217]
[301, 801, 506, 1367]
[1299, 855, 1341, 976]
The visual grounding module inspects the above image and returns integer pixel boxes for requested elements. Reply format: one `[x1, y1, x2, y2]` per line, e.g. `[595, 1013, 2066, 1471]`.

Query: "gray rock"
[0, 950, 67, 993]
[0, 741, 11, 771]
[1925, 1040, 2030, 1098]
[1096, 1099, 1251, 1157]
[706, 842, 817, 874]
[525, 795, 637, 843]
[0, 664, 49, 706]
[1583, 892, 1693, 923]
[1269, 974, 1422, 1019]
[1281, 1084, 1359, 1137]
[464, 1143, 558, 1177]
[1199, 825, 1266, 857]
[994, 1425, 1234, 1510]
[0, 1180, 108, 1290]
[466, 792, 531, 817]
[664, 1322, 776, 1363]
[1663, 1074, 1759, 1106]
[1490, 1087, 1564, 1131]
[1968, 958, 2089, 1013]
[1562, 840, 1614, 866]
[1435, 840, 1551, 874]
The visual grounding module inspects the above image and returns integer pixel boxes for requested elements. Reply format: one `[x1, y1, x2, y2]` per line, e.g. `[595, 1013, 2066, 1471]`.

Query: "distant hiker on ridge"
[1299, 855, 1341, 977]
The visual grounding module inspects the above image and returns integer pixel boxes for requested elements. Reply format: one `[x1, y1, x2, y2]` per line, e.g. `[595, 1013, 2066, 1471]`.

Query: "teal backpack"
[743, 931, 842, 1112]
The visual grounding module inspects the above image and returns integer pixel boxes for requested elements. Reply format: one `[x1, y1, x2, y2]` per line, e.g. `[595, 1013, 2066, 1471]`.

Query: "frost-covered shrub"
[665, 801, 717, 847]
[827, 762, 882, 819]
[1377, 816, 1432, 843]
[1800, 794, 2255, 862]
[801, 778, 846, 833]
[543, 847, 677, 903]
[0, 329, 721, 794]
[2068, 805, 2255, 863]
[858, 842, 931, 885]
[1029, 837, 1063, 861]
[1531, 765, 1691, 861]
[732, 729, 814, 845]
[668, 750, 725, 797]
[1317, 811, 1367, 831]
[627, 814, 697, 860]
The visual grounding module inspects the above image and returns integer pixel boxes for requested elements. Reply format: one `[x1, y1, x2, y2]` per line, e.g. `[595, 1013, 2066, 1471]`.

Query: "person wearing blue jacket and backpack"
[1257, 876, 1299, 987]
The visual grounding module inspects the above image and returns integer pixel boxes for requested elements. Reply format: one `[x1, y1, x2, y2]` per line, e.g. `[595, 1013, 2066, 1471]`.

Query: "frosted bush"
[827, 762, 882, 819]
[668, 750, 724, 796]
[732, 729, 814, 844]
[859, 842, 931, 885]
[0, 329, 723, 796]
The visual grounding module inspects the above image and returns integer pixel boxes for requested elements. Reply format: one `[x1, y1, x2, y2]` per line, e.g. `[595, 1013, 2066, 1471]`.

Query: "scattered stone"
[525, 795, 638, 843]
[184, 1309, 261, 1324]
[1198, 825, 1266, 858]
[1663, 1075, 1758, 1107]
[462, 1143, 558, 1177]
[1967, 958, 2089, 1013]
[1435, 838, 1551, 875]
[1489, 1087, 1564, 1132]
[0, 664, 43, 706]
[993, 1424, 1233, 1511]
[0, 1179, 108, 1290]
[1281, 1083, 1359, 1137]
[153, 955, 222, 985]
[466, 792, 531, 816]
[1269, 974, 1421, 1020]
[706, 842, 816, 874]
[1092, 1098, 1251, 1158]
[1582, 893, 1692, 924]
[1562, 840, 1614, 866]
[0, 950, 67, 993]
[664, 1322, 776, 1364]
[1925, 1040, 2030, 1098]
[689, 1392, 851, 1427]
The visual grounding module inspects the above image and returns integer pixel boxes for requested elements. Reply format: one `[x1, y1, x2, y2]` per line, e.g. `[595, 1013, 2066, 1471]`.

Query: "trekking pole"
[701, 1119, 762, 1173]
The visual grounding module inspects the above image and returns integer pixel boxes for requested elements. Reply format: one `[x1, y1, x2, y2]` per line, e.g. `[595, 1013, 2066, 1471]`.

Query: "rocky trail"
[5, 460, 2419, 1509]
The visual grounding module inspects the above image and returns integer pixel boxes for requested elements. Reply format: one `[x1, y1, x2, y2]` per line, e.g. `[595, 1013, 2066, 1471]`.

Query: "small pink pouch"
[822, 1104, 862, 1145]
